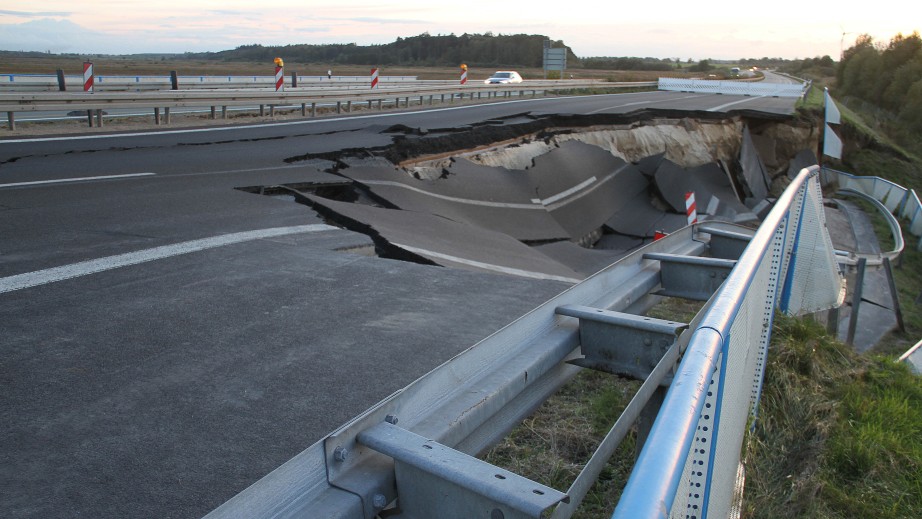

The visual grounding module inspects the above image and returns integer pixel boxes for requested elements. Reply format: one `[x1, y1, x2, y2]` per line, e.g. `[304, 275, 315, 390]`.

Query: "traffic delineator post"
[685, 191, 698, 225]
[273, 58, 284, 92]
[371, 67, 379, 89]
[83, 61, 94, 93]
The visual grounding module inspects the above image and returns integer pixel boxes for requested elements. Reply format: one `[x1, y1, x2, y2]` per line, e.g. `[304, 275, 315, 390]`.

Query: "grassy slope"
[747, 72, 922, 518]
[744, 315, 922, 519]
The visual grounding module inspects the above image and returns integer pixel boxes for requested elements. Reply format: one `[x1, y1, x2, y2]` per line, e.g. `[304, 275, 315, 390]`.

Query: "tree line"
[837, 32, 922, 132]
[181, 33, 689, 72]
[182, 33, 578, 69]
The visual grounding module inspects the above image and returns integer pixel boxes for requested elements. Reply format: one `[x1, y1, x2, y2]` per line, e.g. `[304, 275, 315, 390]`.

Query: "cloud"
[0, 10, 71, 18]
[0, 19, 112, 53]
[350, 17, 428, 25]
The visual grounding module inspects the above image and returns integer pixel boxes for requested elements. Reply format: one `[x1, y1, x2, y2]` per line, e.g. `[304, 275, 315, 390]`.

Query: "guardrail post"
[846, 257, 867, 345]
[86, 111, 93, 128]
[221, 106, 227, 119]
[883, 257, 906, 333]
[377, 99, 382, 110]
[170, 71, 179, 90]
[346, 101, 352, 112]
[636, 387, 667, 457]
[311, 102, 316, 117]
[7, 111, 14, 131]
[154, 107, 160, 125]
[259, 105, 265, 117]
[269, 105, 275, 117]
[95, 109, 103, 127]
[291, 71, 297, 88]
[826, 306, 840, 335]
[164, 107, 170, 125]
[301, 103, 307, 116]
[56, 69, 66, 91]
[210, 106, 216, 120]
[336, 101, 342, 114]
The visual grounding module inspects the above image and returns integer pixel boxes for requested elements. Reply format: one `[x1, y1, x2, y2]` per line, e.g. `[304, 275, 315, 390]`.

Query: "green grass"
[744, 314, 922, 519]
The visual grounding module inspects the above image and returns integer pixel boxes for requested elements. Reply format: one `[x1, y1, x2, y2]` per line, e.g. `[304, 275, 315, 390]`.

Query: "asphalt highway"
[0, 89, 800, 518]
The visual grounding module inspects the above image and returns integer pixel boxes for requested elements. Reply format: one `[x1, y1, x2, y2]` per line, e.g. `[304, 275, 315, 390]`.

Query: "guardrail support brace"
[643, 252, 736, 301]
[700, 225, 753, 260]
[555, 304, 687, 381]
[358, 422, 569, 519]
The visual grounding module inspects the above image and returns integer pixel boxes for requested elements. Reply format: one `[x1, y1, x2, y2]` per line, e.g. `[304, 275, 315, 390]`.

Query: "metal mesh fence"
[617, 167, 845, 519]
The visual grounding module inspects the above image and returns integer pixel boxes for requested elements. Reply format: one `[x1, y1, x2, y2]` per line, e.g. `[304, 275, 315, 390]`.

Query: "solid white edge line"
[359, 180, 545, 209]
[0, 95, 586, 144]
[0, 172, 156, 189]
[395, 243, 581, 284]
[0, 224, 338, 294]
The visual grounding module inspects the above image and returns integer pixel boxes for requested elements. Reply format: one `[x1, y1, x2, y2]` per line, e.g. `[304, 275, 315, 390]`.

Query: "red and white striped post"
[370, 67, 379, 89]
[273, 57, 284, 92]
[460, 63, 468, 85]
[83, 61, 94, 93]
[685, 191, 698, 225]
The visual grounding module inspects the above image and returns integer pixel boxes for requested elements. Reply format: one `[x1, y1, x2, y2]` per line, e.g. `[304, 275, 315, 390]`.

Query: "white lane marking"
[0, 224, 338, 294]
[587, 93, 705, 114]
[539, 176, 597, 206]
[707, 96, 769, 112]
[0, 172, 156, 189]
[362, 174, 606, 211]
[394, 243, 581, 284]
[0, 94, 599, 144]
[358, 180, 544, 209]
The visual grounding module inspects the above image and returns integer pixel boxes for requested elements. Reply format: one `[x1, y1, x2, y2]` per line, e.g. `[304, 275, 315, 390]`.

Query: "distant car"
[484, 71, 523, 84]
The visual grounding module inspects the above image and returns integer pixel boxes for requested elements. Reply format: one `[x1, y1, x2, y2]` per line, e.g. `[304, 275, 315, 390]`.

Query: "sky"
[0, 1, 919, 60]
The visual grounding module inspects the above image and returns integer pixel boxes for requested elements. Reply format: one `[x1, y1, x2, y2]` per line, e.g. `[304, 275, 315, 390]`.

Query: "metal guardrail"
[614, 165, 844, 518]
[203, 166, 844, 518]
[0, 74, 421, 92]
[821, 167, 922, 252]
[0, 79, 645, 129]
[658, 77, 807, 98]
[899, 337, 922, 374]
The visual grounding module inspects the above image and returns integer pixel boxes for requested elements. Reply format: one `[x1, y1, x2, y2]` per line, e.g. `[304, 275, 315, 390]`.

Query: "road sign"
[543, 48, 567, 72]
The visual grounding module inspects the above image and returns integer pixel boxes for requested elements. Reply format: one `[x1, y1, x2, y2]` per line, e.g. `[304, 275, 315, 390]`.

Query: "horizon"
[1, 1, 919, 61]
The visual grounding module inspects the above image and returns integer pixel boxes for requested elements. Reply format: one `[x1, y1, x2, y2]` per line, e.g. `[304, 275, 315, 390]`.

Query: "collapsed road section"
[243, 111, 820, 282]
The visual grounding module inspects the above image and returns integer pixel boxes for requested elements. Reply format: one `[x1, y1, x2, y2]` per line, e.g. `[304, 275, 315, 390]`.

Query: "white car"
[484, 71, 523, 84]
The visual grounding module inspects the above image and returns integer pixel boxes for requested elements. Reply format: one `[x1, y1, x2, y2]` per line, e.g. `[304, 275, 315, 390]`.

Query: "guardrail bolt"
[373, 494, 387, 510]
[385, 414, 399, 425]
[333, 446, 348, 462]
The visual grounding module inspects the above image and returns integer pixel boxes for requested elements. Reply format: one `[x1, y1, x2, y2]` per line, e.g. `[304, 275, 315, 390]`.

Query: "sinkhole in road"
[237, 113, 817, 281]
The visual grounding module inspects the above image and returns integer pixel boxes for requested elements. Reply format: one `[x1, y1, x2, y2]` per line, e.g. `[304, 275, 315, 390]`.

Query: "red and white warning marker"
[83, 61, 94, 93]
[273, 57, 284, 92]
[371, 67, 379, 89]
[685, 191, 698, 225]
[460, 63, 468, 85]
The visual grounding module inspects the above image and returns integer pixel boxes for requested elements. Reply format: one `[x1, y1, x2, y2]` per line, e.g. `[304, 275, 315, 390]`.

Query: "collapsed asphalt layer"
[255, 112, 814, 281]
